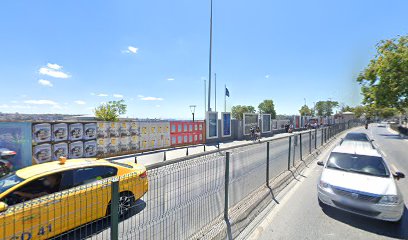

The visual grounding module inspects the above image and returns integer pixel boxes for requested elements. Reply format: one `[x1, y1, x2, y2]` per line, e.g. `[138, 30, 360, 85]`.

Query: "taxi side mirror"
[0, 202, 8, 212]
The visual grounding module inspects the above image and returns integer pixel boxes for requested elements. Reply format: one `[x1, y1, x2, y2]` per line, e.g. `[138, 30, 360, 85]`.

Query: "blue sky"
[0, 0, 407, 119]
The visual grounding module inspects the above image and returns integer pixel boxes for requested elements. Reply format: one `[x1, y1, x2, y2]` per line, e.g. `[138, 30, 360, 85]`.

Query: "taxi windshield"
[0, 173, 24, 193]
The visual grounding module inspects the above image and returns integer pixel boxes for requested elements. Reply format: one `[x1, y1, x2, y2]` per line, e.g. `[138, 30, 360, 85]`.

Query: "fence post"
[186, 147, 189, 156]
[204, 145, 206, 152]
[266, 142, 270, 186]
[134, 156, 138, 164]
[314, 129, 317, 149]
[309, 131, 312, 154]
[224, 152, 230, 220]
[300, 134, 303, 160]
[321, 128, 324, 145]
[288, 136, 292, 170]
[293, 135, 296, 167]
[110, 179, 119, 240]
[163, 151, 166, 161]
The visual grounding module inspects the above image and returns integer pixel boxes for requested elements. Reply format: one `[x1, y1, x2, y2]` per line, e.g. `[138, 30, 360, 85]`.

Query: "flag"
[225, 87, 230, 97]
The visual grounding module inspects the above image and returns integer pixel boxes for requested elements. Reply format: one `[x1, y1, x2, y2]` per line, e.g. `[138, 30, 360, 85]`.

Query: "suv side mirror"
[0, 202, 8, 212]
[317, 161, 324, 166]
[393, 172, 405, 180]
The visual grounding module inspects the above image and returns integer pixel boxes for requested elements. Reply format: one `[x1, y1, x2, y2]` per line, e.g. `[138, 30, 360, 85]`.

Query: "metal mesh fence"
[0, 122, 362, 240]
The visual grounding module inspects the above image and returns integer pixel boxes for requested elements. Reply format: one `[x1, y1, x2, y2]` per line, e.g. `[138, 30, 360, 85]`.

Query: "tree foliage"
[94, 100, 127, 122]
[315, 101, 339, 117]
[258, 100, 277, 119]
[299, 105, 312, 116]
[357, 36, 408, 112]
[231, 105, 255, 120]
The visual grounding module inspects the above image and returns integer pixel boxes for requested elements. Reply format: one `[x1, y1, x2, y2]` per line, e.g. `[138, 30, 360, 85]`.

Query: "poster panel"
[69, 141, 84, 158]
[33, 143, 52, 163]
[52, 123, 68, 142]
[33, 123, 51, 143]
[52, 142, 68, 160]
[206, 111, 218, 139]
[97, 138, 109, 155]
[84, 140, 97, 157]
[243, 113, 259, 135]
[119, 136, 130, 152]
[109, 137, 119, 154]
[262, 114, 271, 133]
[97, 122, 109, 138]
[109, 122, 120, 138]
[130, 135, 139, 151]
[120, 122, 131, 137]
[221, 112, 231, 137]
[84, 123, 97, 140]
[69, 123, 83, 141]
[130, 121, 139, 136]
[0, 122, 32, 169]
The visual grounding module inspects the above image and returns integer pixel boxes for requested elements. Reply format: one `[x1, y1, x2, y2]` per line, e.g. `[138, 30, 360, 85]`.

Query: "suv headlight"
[379, 195, 400, 204]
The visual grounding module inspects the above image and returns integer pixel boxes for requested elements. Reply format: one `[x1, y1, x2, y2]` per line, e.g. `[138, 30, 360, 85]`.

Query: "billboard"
[0, 122, 33, 170]
[206, 111, 218, 139]
[243, 113, 259, 135]
[262, 114, 271, 133]
[221, 112, 231, 137]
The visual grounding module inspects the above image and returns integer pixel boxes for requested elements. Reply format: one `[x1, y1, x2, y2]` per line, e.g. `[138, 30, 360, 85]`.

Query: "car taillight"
[140, 171, 147, 178]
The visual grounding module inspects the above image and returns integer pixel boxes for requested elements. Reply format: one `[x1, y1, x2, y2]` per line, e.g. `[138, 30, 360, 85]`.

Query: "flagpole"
[207, 0, 213, 112]
[224, 84, 226, 112]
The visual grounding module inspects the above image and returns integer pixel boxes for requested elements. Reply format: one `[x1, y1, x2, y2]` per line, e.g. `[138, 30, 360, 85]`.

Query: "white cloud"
[265, 74, 270, 79]
[90, 92, 96, 96]
[23, 99, 61, 109]
[38, 79, 53, 87]
[0, 104, 32, 109]
[39, 67, 70, 79]
[137, 95, 144, 98]
[128, 46, 138, 54]
[97, 93, 109, 97]
[156, 105, 161, 108]
[47, 63, 62, 70]
[74, 100, 86, 105]
[141, 97, 163, 101]
[122, 46, 138, 54]
[10, 100, 18, 104]
[113, 94, 124, 98]
[167, 78, 175, 81]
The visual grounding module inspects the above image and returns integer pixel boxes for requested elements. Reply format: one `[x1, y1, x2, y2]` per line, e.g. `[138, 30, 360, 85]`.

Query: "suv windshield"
[344, 133, 369, 141]
[326, 152, 389, 177]
[0, 173, 24, 193]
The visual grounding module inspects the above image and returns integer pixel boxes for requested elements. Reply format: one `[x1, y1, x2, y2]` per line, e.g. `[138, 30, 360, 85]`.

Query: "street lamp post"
[190, 105, 197, 122]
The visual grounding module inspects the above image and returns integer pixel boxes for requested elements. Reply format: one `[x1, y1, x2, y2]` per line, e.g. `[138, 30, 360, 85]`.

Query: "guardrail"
[0, 121, 362, 240]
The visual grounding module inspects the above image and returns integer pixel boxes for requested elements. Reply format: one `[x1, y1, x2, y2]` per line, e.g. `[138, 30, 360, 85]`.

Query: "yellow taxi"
[0, 157, 148, 240]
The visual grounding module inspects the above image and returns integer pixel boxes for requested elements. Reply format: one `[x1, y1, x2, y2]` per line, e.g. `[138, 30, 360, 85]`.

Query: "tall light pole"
[207, 0, 213, 112]
[190, 105, 197, 122]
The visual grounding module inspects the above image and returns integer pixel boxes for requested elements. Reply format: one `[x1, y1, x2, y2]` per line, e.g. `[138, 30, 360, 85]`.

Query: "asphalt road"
[248, 124, 408, 240]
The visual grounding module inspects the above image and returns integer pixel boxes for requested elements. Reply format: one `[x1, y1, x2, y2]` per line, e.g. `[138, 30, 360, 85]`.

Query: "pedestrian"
[255, 126, 261, 142]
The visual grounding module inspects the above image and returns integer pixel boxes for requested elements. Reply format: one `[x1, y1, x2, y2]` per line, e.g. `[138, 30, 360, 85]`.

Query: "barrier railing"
[0, 121, 362, 240]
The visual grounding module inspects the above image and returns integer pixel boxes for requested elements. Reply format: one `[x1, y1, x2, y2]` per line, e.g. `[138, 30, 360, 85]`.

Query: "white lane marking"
[380, 150, 387, 157]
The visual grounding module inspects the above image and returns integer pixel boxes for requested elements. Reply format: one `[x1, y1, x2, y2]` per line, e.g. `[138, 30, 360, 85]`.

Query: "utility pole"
[207, 0, 213, 112]
[214, 73, 217, 112]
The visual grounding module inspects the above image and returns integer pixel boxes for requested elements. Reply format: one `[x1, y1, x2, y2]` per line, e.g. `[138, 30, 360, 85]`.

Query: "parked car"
[317, 144, 405, 222]
[378, 122, 387, 128]
[339, 132, 375, 148]
[0, 157, 148, 240]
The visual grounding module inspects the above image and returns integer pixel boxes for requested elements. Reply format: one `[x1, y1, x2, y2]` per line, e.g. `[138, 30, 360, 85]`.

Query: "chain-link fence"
[0, 121, 361, 240]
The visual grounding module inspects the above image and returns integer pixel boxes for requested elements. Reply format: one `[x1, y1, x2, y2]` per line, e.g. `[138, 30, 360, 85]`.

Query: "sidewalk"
[113, 131, 298, 167]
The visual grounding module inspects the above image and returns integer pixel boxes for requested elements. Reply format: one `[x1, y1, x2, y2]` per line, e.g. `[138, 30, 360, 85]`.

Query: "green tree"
[353, 105, 366, 118]
[299, 105, 312, 116]
[340, 105, 354, 113]
[94, 100, 127, 121]
[231, 105, 255, 120]
[258, 99, 277, 119]
[315, 100, 339, 116]
[357, 36, 408, 112]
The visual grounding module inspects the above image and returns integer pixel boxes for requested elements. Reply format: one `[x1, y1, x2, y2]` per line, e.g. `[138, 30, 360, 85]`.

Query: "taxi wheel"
[118, 192, 135, 216]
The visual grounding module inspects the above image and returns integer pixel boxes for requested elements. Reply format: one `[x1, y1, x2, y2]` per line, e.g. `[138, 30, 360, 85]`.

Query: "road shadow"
[51, 199, 147, 240]
[378, 134, 404, 140]
[320, 204, 408, 239]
